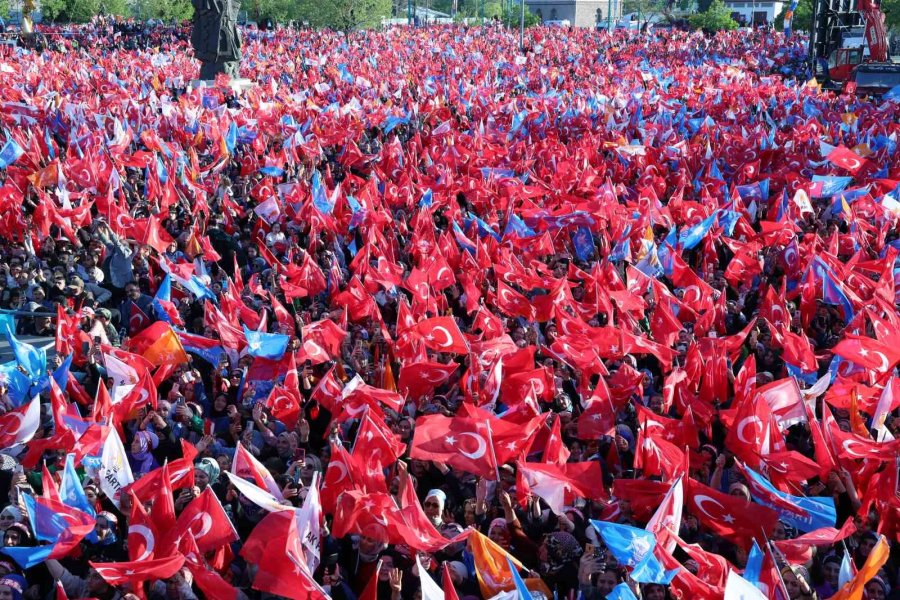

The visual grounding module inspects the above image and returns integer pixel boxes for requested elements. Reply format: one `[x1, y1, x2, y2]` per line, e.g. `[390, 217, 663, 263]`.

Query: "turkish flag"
[310, 365, 343, 413]
[55, 305, 81, 356]
[685, 478, 778, 546]
[611, 479, 672, 523]
[265, 385, 302, 429]
[180, 532, 240, 600]
[828, 145, 868, 172]
[576, 386, 617, 440]
[127, 491, 157, 562]
[323, 439, 362, 512]
[165, 487, 238, 553]
[398, 361, 458, 399]
[90, 554, 185, 586]
[635, 431, 685, 480]
[128, 440, 198, 501]
[411, 414, 498, 479]
[832, 334, 900, 374]
[494, 281, 535, 320]
[412, 316, 470, 354]
[268, 291, 295, 334]
[516, 461, 606, 514]
[636, 404, 699, 449]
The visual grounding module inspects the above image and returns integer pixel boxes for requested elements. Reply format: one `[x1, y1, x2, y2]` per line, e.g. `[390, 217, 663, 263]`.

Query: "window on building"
[550, 7, 557, 19]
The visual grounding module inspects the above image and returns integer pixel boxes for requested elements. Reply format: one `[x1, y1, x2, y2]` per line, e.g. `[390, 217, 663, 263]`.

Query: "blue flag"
[243, 326, 289, 360]
[743, 540, 764, 587]
[60, 453, 95, 518]
[0, 136, 24, 169]
[572, 227, 595, 262]
[679, 211, 717, 250]
[590, 521, 677, 584]
[152, 275, 173, 324]
[504, 213, 536, 238]
[506, 557, 531, 600]
[4, 331, 46, 383]
[607, 584, 639, 600]
[311, 170, 334, 214]
[742, 466, 836, 532]
[224, 121, 238, 153]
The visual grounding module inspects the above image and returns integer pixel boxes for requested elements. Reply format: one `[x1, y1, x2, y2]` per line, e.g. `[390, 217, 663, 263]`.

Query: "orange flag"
[126, 321, 188, 367]
[830, 535, 889, 600]
[467, 530, 551, 599]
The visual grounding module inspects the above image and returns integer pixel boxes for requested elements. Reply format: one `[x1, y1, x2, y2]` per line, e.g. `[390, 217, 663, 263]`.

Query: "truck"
[810, 0, 900, 96]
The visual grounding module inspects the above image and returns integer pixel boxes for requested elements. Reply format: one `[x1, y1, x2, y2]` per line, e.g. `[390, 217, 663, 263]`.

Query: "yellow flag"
[830, 535, 889, 600]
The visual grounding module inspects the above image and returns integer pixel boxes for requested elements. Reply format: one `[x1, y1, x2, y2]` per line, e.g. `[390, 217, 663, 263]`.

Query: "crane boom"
[857, 0, 888, 62]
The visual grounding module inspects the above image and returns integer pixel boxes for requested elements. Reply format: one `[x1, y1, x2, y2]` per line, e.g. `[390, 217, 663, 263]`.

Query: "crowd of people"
[0, 17, 896, 600]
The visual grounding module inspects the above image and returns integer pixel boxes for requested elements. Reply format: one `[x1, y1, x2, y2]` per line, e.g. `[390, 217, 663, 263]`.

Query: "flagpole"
[761, 528, 792, 600]
[484, 419, 501, 482]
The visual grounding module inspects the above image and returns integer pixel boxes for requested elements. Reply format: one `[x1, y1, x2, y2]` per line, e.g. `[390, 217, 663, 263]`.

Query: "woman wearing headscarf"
[539, 531, 583, 598]
[128, 430, 160, 477]
[195, 457, 222, 492]
[0, 507, 23, 539]
[82, 512, 127, 563]
[781, 565, 817, 600]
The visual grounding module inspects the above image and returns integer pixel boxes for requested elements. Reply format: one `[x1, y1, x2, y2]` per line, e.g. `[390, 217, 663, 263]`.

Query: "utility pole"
[608, 0, 613, 30]
[409, 0, 414, 25]
[519, 0, 525, 51]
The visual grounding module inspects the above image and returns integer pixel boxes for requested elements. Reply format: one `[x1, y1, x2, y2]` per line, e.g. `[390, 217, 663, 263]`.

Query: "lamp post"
[607, 0, 613, 30]
[519, 0, 525, 51]
[408, 0, 414, 25]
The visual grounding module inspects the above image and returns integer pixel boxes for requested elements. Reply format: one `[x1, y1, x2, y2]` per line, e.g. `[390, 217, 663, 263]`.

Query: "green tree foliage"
[0, 0, 8, 19]
[250, 0, 301, 22]
[295, 0, 392, 28]
[774, 0, 812, 32]
[40, 0, 71, 21]
[131, 0, 193, 21]
[688, 0, 737, 30]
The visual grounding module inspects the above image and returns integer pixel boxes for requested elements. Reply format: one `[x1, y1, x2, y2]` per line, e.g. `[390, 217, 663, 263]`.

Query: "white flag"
[646, 475, 683, 554]
[97, 428, 134, 508]
[225, 471, 290, 513]
[296, 472, 322, 573]
[417, 555, 444, 600]
[724, 570, 767, 600]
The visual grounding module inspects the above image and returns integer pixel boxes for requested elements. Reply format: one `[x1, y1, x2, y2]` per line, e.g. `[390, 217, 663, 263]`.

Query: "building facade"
[524, 0, 622, 28]
[723, 0, 784, 25]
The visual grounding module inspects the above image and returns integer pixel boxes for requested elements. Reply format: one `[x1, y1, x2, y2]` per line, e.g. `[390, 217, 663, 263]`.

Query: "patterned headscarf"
[544, 531, 583, 573]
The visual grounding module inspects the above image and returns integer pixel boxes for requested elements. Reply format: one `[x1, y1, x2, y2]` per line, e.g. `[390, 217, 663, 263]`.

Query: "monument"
[191, 0, 243, 81]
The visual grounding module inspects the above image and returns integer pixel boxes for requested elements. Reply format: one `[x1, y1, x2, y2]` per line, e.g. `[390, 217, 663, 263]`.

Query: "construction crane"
[810, 0, 900, 94]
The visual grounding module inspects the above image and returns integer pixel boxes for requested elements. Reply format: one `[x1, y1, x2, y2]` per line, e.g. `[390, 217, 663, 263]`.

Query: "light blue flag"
[742, 466, 836, 532]
[0, 136, 24, 169]
[0, 313, 14, 336]
[507, 557, 531, 600]
[60, 453, 95, 518]
[242, 326, 289, 360]
[4, 331, 46, 382]
[743, 540, 764, 587]
[679, 211, 718, 250]
[311, 170, 333, 214]
[607, 583, 639, 600]
[590, 520, 677, 584]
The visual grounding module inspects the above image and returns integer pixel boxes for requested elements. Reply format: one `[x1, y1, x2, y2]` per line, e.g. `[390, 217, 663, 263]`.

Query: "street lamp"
[519, 0, 525, 51]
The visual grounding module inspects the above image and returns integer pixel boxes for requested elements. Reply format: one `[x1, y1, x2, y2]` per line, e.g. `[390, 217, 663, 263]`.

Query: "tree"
[774, 0, 812, 32]
[295, 0, 391, 28]
[40, 0, 69, 21]
[500, 1, 541, 27]
[132, 0, 193, 21]
[251, 0, 302, 22]
[688, 0, 737, 30]
[99, 0, 129, 16]
[0, 0, 8, 19]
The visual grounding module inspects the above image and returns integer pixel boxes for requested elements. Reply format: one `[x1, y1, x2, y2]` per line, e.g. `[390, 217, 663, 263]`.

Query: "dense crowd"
[0, 17, 896, 600]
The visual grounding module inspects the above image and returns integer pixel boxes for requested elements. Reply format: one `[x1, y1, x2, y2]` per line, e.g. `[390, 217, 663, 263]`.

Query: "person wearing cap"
[95, 308, 120, 346]
[65, 275, 95, 311]
[0, 574, 25, 600]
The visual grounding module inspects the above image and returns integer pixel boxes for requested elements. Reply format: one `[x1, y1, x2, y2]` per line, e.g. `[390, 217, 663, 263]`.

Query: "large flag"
[411, 414, 498, 479]
[739, 464, 836, 532]
[85, 428, 134, 509]
[590, 520, 677, 584]
[243, 325, 290, 360]
[1, 494, 95, 568]
[829, 535, 889, 600]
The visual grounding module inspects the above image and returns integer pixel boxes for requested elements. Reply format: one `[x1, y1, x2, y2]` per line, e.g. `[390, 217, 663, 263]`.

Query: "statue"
[191, 0, 242, 81]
